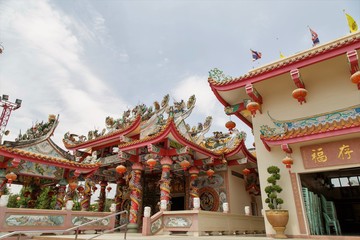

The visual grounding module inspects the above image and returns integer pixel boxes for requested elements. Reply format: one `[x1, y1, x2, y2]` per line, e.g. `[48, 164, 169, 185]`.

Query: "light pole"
[0, 94, 22, 144]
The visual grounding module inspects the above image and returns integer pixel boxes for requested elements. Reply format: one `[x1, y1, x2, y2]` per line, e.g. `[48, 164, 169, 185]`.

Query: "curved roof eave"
[119, 118, 219, 157]
[64, 115, 142, 150]
[0, 146, 100, 172]
[209, 33, 360, 91]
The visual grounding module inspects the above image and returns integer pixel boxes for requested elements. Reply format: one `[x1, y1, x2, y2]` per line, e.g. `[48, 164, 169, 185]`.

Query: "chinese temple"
[61, 94, 260, 233]
[209, 32, 360, 238]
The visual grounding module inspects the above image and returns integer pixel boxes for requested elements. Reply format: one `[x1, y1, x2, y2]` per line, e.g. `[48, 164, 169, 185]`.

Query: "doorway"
[171, 196, 185, 210]
[300, 167, 360, 236]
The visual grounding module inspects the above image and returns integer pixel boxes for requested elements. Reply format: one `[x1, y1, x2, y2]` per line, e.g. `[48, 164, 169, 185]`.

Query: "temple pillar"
[54, 179, 67, 210]
[115, 177, 126, 226]
[81, 179, 94, 211]
[160, 156, 173, 210]
[98, 180, 107, 212]
[128, 162, 143, 233]
[189, 166, 200, 209]
[0, 178, 6, 196]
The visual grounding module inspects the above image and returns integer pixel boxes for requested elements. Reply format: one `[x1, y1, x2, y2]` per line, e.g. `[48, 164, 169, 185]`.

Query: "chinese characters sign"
[301, 138, 360, 169]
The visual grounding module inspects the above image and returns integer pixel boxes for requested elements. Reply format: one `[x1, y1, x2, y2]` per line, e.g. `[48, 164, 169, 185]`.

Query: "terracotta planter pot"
[265, 209, 289, 239]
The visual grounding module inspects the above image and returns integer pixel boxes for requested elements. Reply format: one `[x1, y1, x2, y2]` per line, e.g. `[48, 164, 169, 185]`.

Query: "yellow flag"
[280, 52, 285, 59]
[345, 13, 358, 33]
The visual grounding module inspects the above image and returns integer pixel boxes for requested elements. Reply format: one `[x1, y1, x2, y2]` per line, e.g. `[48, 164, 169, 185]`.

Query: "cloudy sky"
[0, 0, 359, 149]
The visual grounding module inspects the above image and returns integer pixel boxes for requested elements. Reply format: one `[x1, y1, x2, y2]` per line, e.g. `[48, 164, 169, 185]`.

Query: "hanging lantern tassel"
[282, 156, 294, 169]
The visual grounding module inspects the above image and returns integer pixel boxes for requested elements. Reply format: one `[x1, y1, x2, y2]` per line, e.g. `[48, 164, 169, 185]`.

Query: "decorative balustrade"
[0, 206, 116, 235]
[142, 209, 265, 236]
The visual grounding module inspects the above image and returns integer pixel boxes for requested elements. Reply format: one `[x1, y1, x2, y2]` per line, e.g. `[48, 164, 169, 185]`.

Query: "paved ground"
[32, 232, 310, 240]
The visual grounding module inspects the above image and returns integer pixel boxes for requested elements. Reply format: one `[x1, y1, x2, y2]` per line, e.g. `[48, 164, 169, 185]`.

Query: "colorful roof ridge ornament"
[208, 68, 233, 82]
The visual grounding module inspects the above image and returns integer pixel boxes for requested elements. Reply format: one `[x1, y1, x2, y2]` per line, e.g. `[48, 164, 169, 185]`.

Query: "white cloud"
[0, 0, 129, 146]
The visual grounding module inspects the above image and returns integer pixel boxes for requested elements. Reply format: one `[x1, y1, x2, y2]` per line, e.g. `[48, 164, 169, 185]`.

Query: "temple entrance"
[300, 167, 360, 236]
[142, 171, 187, 213]
[171, 195, 185, 210]
[143, 173, 161, 213]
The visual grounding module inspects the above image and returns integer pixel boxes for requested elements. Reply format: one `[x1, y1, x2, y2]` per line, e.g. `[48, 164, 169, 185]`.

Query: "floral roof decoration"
[260, 105, 360, 141]
[63, 94, 170, 146]
[199, 128, 246, 153]
[208, 68, 233, 82]
[15, 114, 57, 142]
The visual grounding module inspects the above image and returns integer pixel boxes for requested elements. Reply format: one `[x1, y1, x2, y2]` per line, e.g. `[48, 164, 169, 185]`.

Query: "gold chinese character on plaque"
[338, 144, 353, 160]
[311, 148, 328, 163]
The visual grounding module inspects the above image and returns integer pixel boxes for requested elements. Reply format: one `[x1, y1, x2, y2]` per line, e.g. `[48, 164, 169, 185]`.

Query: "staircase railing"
[0, 210, 128, 240]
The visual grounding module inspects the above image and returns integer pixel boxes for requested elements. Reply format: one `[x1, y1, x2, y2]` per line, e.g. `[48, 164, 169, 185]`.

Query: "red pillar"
[160, 156, 173, 209]
[128, 162, 143, 232]
[98, 181, 107, 212]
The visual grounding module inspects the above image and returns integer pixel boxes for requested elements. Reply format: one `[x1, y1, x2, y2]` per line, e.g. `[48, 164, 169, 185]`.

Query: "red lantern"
[107, 186, 112, 192]
[77, 185, 84, 193]
[243, 168, 251, 176]
[246, 101, 260, 117]
[116, 165, 127, 175]
[351, 71, 360, 84]
[292, 88, 308, 104]
[69, 182, 78, 191]
[282, 156, 294, 169]
[179, 160, 190, 171]
[5, 172, 17, 186]
[206, 169, 215, 178]
[225, 120, 236, 131]
[146, 158, 157, 170]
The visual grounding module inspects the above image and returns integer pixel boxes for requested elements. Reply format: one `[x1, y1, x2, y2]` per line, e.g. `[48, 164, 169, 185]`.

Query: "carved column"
[128, 162, 143, 233]
[98, 180, 107, 212]
[189, 166, 200, 209]
[54, 180, 67, 210]
[0, 178, 6, 196]
[160, 156, 172, 209]
[115, 177, 126, 226]
[81, 179, 94, 211]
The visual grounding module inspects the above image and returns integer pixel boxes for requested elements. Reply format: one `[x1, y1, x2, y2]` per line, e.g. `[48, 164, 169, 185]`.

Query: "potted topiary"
[264, 166, 289, 239]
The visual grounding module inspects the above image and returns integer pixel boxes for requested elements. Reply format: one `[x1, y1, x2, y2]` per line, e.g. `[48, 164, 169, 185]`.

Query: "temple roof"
[208, 33, 360, 88]
[0, 115, 100, 177]
[260, 105, 360, 146]
[207, 32, 360, 129]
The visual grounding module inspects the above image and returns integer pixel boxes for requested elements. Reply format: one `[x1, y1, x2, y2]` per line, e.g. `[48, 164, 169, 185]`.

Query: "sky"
[0, 0, 359, 151]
